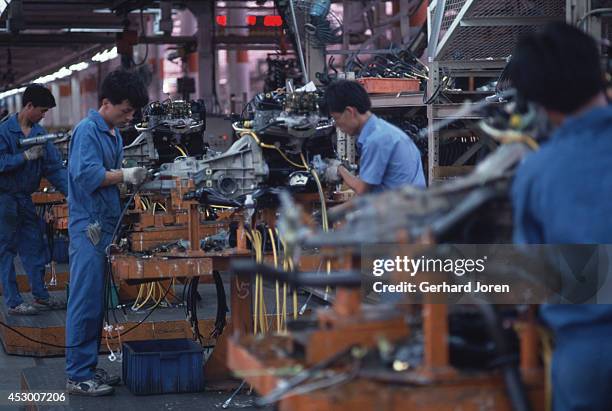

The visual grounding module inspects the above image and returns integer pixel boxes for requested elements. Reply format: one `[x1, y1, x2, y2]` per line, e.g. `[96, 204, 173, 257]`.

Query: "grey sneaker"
[66, 378, 114, 396]
[32, 296, 66, 311]
[7, 303, 38, 315]
[95, 368, 121, 386]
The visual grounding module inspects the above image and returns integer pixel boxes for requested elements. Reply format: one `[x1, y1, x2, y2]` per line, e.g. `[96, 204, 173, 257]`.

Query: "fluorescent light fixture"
[93, 7, 159, 14]
[0, 0, 12, 16]
[0, 86, 25, 100]
[62, 28, 124, 33]
[69, 62, 89, 72]
[33, 66, 73, 84]
[92, 47, 118, 63]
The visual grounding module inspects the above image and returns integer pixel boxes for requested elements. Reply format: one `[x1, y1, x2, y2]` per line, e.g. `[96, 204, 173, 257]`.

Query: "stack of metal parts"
[347, 49, 428, 80]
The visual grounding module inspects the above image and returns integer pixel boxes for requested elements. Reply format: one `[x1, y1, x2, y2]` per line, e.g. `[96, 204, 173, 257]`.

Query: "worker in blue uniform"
[509, 23, 612, 411]
[0, 84, 67, 315]
[65, 70, 148, 396]
[324, 80, 426, 193]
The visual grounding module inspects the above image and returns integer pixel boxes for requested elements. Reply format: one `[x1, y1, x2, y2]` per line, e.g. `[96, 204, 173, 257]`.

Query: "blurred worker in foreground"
[65, 70, 149, 396]
[324, 80, 425, 194]
[509, 22, 611, 411]
[0, 84, 67, 315]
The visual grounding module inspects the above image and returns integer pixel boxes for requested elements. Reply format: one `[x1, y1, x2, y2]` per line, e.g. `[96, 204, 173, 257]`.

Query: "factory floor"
[0, 268, 304, 410]
[0, 348, 265, 411]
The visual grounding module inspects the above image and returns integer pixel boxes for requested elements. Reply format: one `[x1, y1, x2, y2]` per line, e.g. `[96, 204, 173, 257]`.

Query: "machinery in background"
[124, 99, 207, 167]
[143, 83, 340, 202]
[224, 97, 547, 411]
[264, 55, 303, 92]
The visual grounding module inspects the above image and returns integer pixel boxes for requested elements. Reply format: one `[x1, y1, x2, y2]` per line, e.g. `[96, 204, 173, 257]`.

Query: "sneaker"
[32, 296, 66, 311]
[7, 303, 38, 315]
[95, 368, 121, 386]
[66, 378, 114, 396]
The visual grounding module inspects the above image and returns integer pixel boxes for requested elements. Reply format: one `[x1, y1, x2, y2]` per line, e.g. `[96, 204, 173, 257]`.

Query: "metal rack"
[425, 0, 566, 184]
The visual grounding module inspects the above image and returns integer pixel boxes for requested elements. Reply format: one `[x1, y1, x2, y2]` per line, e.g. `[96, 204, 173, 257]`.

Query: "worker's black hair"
[22, 84, 56, 109]
[99, 69, 149, 109]
[325, 80, 371, 114]
[508, 22, 604, 114]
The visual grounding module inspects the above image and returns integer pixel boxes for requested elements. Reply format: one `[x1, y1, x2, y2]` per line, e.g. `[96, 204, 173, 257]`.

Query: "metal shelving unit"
[425, 0, 566, 184]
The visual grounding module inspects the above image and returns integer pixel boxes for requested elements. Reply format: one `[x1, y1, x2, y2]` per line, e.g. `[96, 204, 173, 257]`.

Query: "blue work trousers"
[0, 193, 49, 308]
[552, 334, 612, 410]
[65, 230, 111, 382]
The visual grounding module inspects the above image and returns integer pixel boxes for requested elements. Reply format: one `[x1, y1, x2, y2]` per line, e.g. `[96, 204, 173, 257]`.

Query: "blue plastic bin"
[122, 339, 205, 395]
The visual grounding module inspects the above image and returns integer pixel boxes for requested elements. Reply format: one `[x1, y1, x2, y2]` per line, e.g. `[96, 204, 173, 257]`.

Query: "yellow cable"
[302, 153, 332, 296]
[153, 282, 163, 305]
[287, 257, 298, 320]
[282, 282, 287, 332]
[241, 131, 307, 169]
[254, 229, 268, 332]
[173, 144, 188, 157]
[478, 122, 540, 150]
[245, 230, 259, 334]
[279, 235, 291, 329]
[132, 282, 155, 311]
[131, 284, 145, 310]
[157, 203, 167, 212]
[268, 228, 281, 333]
[260, 142, 307, 169]
[231, 122, 253, 133]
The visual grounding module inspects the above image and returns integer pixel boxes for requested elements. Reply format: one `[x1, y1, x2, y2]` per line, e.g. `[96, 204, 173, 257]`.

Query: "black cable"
[0, 280, 173, 348]
[181, 277, 189, 315]
[211, 270, 228, 339]
[478, 304, 532, 411]
[0, 182, 154, 350]
[190, 277, 200, 342]
[0, 321, 78, 349]
[131, 8, 150, 67]
[109, 280, 173, 339]
[423, 76, 450, 105]
[104, 183, 144, 325]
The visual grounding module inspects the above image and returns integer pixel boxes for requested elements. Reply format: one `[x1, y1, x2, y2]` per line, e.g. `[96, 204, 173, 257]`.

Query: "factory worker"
[65, 70, 148, 396]
[0, 84, 67, 315]
[509, 22, 612, 411]
[324, 80, 426, 194]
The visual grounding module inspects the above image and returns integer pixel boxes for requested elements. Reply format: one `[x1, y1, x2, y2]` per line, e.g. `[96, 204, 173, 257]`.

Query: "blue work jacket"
[68, 109, 123, 235]
[0, 114, 67, 195]
[511, 105, 612, 339]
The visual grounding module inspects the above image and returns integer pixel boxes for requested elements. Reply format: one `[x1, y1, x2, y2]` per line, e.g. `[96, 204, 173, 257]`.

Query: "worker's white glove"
[23, 145, 45, 161]
[122, 167, 148, 185]
[323, 159, 343, 184]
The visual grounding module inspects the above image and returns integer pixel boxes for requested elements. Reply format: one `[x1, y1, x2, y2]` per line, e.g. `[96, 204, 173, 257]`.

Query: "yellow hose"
[241, 130, 307, 169]
[269, 228, 281, 333]
[301, 153, 332, 296]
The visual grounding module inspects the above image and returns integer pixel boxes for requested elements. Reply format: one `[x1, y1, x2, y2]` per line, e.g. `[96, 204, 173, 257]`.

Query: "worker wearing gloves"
[324, 80, 426, 194]
[0, 84, 67, 315]
[65, 70, 148, 396]
[509, 23, 612, 410]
